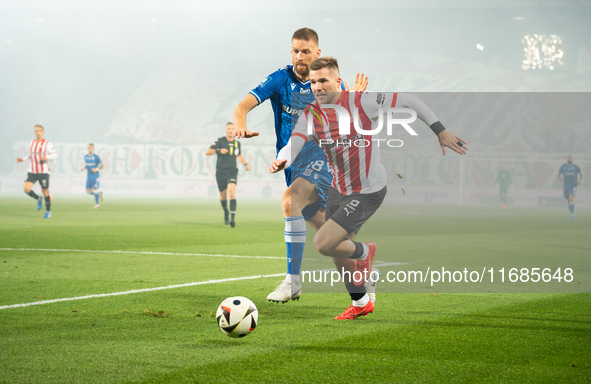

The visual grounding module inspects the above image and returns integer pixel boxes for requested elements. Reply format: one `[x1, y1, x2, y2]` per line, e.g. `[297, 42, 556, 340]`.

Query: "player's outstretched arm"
[233, 94, 260, 139]
[205, 147, 216, 156]
[437, 130, 468, 155]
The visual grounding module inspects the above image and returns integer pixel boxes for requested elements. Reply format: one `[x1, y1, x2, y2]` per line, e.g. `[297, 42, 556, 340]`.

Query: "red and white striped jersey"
[22, 139, 57, 174]
[291, 91, 439, 196]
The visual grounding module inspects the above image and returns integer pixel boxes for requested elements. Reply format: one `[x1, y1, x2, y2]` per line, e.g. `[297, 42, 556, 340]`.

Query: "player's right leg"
[219, 190, 229, 225]
[91, 189, 101, 208]
[41, 187, 51, 219]
[216, 172, 230, 225]
[24, 180, 42, 210]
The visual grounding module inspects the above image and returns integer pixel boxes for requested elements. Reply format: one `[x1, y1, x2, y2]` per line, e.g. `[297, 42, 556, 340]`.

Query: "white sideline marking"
[0, 247, 288, 260]
[0, 273, 285, 310]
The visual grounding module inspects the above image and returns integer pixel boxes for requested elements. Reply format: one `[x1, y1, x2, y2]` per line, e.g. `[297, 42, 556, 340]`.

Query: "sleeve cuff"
[430, 121, 446, 136]
[249, 91, 262, 104]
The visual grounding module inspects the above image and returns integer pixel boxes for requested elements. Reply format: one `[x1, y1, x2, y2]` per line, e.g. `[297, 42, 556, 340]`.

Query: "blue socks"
[89, 191, 99, 204]
[569, 202, 574, 214]
[285, 216, 306, 284]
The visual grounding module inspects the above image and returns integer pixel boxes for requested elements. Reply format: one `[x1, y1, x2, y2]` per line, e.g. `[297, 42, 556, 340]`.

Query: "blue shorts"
[563, 186, 577, 199]
[86, 178, 100, 190]
[290, 159, 333, 221]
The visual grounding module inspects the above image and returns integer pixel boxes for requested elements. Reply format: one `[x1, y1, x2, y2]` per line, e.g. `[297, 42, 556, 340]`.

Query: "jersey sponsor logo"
[299, 88, 311, 94]
[259, 76, 271, 88]
[282, 103, 304, 116]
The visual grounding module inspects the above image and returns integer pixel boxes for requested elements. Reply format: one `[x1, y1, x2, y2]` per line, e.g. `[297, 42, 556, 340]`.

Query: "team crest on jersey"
[259, 76, 271, 88]
[303, 168, 313, 176]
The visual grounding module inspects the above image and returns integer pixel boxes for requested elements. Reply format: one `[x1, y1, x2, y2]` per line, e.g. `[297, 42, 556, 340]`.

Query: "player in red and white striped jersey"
[270, 57, 468, 319]
[16, 125, 57, 218]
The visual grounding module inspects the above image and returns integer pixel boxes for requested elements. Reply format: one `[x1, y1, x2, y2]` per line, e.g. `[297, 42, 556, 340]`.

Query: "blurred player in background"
[206, 123, 250, 227]
[16, 124, 57, 219]
[558, 155, 583, 220]
[233, 27, 367, 303]
[81, 144, 103, 209]
[496, 163, 512, 209]
[270, 57, 467, 319]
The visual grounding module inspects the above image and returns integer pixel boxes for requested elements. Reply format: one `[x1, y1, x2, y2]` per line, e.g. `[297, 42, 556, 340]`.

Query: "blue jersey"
[84, 154, 102, 179]
[250, 65, 327, 184]
[559, 163, 581, 188]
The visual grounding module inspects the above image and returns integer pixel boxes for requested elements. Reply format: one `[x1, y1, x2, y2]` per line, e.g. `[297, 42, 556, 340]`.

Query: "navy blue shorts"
[563, 186, 577, 199]
[86, 178, 100, 190]
[290, 159, 333, 221]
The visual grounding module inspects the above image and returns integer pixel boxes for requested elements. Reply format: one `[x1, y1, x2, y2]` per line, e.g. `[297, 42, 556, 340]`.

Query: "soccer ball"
[216, 296, 258, 338]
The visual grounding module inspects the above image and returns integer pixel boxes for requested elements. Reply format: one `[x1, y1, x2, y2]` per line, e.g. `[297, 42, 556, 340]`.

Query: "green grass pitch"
[0, 197, 589, 383]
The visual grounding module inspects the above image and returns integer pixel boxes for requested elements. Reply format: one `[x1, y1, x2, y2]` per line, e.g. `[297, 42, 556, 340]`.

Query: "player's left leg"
[267, 180, 319, 303]
[569, 191, 576, 220]
[89, 178, 101, 208]
[41, 189, 51, 218]
[564, 188, 575, 219]
[316, 187, 387, 286]
[314, 221, 375, 319]
[227, 183, 237, 227]
[41, 175, 51, 218]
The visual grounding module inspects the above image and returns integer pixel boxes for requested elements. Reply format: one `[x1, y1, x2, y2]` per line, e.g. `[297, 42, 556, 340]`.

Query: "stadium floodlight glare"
[522, 34, 564, 70]
[476, 44, 484, 51]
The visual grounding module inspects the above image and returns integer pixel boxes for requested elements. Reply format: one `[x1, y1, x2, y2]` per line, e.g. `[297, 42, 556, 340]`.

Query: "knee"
[314, 235, 333, 257]
[23, 186, 30, 193]
[281, 195, 292, 217]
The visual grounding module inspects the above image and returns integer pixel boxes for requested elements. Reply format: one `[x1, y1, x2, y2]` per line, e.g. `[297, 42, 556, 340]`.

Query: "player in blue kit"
[558, 155, 583, 220]
[81, 143, 104, 209]
[233, 28, 368, 303]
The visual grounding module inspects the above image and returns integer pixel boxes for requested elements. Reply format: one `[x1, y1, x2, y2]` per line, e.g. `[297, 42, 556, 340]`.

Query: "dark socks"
[348, 241, 364, 260]
[230, 199, 236, 221]
[345, 283, 366, 301]
[45, 195, 51, 212]
[221, 200, 229, 222]
[27, 190, 40, 200]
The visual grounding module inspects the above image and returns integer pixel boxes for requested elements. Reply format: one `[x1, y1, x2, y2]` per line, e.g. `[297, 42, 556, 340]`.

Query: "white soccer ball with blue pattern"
[216, 296, 258, 338]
